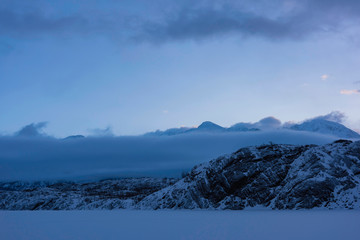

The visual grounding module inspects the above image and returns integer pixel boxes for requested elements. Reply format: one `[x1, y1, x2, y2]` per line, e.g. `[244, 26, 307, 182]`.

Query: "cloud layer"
[0, 111, 356, 182]
[1, 0, 360, 43]
[314, 111, 346, 123]
[0, 130, 337, 181]
[340, 89, 360, 95]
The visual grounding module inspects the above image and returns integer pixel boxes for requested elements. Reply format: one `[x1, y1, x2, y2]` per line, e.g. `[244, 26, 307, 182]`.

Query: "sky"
[1, 0, 360, 137]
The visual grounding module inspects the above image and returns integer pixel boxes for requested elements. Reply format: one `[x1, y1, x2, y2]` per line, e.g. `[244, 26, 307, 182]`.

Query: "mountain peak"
[197, 121, 224, 130]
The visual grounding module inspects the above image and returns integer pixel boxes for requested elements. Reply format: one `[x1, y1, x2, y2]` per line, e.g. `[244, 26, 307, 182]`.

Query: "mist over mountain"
[0, 130, 338, 181]
[145, 113, 360, 139]
[0, 112, 358, 182]
[288, 119, 360, 139]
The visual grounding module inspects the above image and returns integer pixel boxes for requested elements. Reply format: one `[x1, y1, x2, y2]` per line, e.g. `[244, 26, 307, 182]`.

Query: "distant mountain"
[288, 119, 360, 139]
[145, 121, 259, 136]
[196, 121, 225, 131]
[145, 117, 359, 139]
[144, 127, 193, 136]
[63, 135, 85, 140]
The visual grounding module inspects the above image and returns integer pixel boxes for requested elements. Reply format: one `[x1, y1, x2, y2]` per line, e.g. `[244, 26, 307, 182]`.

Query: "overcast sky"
[1, 0, 360, 137]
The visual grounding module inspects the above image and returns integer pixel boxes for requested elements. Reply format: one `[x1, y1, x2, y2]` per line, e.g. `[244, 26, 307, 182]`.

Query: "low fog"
[0, 130, 338, 181]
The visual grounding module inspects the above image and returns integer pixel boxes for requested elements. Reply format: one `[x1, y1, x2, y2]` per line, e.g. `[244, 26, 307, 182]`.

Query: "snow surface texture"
[0, 211, 359, 240]
[0, 178, 176, 210]
[1, 140, 360, 210]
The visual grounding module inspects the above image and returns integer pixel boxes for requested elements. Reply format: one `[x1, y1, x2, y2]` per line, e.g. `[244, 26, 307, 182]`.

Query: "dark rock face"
[1, 140, 359, 210]
[139, 140, 360, 209]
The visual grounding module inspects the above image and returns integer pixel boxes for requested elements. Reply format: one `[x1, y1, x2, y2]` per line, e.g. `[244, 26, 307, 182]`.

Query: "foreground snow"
[0, 210, 359, 240]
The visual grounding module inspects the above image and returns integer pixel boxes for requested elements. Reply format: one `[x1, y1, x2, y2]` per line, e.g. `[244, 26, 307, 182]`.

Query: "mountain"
[139, 140, 360, 209]
[196, 121, 225, 131]
[145, 117, 359, 139]
[145, 121, 224, 136]
[1, 140, 360, 210]
[63, 135, 85, 140]
[144, 127, 193, 136]
[0, 178, 176, 210]
[145, 121, 259, 136]
[288, 119, 360, 139]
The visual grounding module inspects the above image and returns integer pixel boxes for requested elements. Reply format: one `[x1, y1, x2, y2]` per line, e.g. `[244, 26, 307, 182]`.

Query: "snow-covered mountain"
[0, 178, 176, 210]
[195, 121, 225, 131]
[1, 140, 360, 210]
[139, 140, 360, 210]
[147, 121, 229, 136]
[144, 127, 194, 136]
[145, 121, 259, 136]
[288, 119, 360, 139]
[145, 117, 359, 139]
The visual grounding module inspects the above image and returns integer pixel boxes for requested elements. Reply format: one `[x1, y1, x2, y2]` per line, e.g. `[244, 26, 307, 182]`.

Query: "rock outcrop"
[139, 140, 360, 209]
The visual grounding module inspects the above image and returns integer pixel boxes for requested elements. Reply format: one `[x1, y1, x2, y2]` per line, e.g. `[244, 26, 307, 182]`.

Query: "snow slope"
[0, 178, 176, 210]
[139, 140, 360, 209]
[289, 119, 360, 139]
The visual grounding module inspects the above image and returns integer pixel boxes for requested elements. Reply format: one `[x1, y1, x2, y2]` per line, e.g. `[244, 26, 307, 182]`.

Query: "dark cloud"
[138, 8, 301, 42]
[16, 122, 48, 137]
[136, 0, 360, 43]
[1, 0, 360, 43]
[0, 8, 88, 38]
[310, 0, 360, 14]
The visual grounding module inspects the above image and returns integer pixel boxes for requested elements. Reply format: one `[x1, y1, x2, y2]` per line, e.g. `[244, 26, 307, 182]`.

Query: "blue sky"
[1, 0, 360, 137]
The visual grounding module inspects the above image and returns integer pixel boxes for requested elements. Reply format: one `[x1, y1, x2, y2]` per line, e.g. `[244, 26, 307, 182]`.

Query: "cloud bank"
[1, 111, 356, 182]
[0, 130, 337, 181]
[313, 111, 346, 123]
[1, 0, 360, 43]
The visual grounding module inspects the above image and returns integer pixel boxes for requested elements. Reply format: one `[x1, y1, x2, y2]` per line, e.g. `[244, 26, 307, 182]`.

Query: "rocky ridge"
[1, 140, 359, 210]
[0, 178, 176, 210]
[139, 140, 360, 209]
